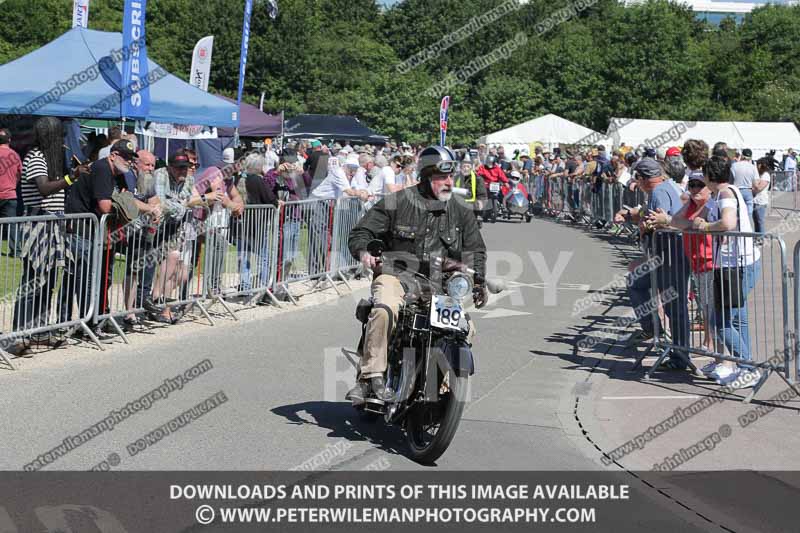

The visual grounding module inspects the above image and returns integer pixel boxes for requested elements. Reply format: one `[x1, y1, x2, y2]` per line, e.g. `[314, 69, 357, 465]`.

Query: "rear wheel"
[405, 370, 468, 465]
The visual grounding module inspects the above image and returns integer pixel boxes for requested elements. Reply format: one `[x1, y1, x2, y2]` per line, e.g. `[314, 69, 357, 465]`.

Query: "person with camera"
[614, 157, 691, 371]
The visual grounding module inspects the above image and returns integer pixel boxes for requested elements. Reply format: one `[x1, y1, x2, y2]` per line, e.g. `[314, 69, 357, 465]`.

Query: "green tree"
[3, 0, 800, 142]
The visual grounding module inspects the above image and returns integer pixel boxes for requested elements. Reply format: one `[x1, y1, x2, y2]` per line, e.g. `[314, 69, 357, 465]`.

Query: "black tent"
[284, 114, 388, 144]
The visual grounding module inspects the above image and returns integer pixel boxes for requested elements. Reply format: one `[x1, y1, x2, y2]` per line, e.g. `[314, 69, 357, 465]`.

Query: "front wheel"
[405, 370, 468, 465]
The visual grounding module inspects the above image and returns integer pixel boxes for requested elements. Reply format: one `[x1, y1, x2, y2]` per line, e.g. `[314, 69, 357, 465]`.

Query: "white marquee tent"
[476, 114, 604, 154]
[605, 118, 800, 159]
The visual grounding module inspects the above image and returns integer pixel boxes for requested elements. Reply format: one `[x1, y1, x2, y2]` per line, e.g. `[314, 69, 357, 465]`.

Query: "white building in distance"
[625, 0, 799, 24]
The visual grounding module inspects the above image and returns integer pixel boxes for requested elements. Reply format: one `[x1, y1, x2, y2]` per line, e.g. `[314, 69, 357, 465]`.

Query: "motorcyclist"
[346, 145, 488, 403]
[476, 155, 508, 222]
[501, 170, 529, 197]
[454, 160, 488, 227]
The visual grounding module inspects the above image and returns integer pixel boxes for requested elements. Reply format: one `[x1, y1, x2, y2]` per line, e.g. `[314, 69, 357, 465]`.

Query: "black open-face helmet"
[417, 145, 458, 180]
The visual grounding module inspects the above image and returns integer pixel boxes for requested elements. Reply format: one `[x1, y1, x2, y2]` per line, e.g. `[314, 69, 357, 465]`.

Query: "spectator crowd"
[0, 115, 797, 369]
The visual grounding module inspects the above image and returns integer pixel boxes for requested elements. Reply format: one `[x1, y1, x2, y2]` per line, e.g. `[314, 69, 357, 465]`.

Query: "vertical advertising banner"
[72, 0, 90, 28]
[121, 0, 150, 119]
[266, 0, 279, 19]
[440, 95, 450, 147]
[236, 0, 254, 113]
[190, 36, 214, 92]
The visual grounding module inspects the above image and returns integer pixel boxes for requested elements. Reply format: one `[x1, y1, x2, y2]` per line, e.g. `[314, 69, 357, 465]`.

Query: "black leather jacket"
[348, 183, 487, 280]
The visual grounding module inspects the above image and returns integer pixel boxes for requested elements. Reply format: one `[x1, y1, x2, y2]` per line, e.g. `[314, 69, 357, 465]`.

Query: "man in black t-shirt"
[66, 141, 132, 216]
[63, 140, 141, 336]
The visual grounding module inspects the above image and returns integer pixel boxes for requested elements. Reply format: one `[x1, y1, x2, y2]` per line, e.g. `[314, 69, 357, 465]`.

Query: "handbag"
[713, 189, 745, 309]
[713, 266, 745, 308]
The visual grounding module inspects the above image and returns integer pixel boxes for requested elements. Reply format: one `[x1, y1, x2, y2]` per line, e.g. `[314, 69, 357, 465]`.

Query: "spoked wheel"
[405, 370, 468, 465]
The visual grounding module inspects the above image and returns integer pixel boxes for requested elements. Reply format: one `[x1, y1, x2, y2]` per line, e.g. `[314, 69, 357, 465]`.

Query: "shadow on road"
[271, 401, 410, 460]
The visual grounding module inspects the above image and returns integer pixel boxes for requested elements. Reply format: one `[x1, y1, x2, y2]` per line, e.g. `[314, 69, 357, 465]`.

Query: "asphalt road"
[0, 216, 740, 531]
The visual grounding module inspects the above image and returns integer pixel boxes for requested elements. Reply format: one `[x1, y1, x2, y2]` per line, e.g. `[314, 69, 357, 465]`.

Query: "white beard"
[435, 191, 453, 202]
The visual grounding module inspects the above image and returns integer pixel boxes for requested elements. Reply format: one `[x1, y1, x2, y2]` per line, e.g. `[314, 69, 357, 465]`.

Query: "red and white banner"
[72, 0, 90, 28]
[439, 95, 450, 147]
[189, 36, 214, 92]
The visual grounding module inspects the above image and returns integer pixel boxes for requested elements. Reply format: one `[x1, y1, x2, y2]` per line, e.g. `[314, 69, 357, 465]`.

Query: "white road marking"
[507, 281, 591, 291]
[472, 308, 533, 319]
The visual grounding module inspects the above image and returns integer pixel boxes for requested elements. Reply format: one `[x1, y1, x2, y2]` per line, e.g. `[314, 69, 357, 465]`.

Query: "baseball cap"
[742, 148, 753, 158]
[111, 139, 138, 160]
[309, 140, 322, 148]
[666, 146, 681, 157]
[345, 154, 360, 167]
[169, 152, 191, 168]
[635, 157, 662, 180]
[222, 147, 235, 164]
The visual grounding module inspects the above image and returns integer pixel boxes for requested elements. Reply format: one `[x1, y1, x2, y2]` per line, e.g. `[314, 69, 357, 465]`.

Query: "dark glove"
[473, 284, 488, 309]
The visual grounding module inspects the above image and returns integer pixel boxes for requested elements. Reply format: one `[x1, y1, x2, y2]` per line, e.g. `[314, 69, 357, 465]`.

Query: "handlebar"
[366, 240, 506, 295]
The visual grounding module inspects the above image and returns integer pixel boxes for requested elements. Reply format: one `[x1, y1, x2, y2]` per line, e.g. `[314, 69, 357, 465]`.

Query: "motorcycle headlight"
[446, 274, 473, 301]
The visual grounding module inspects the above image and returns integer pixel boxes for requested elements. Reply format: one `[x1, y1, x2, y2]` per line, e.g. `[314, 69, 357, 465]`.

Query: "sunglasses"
[688, 181, 705, 189]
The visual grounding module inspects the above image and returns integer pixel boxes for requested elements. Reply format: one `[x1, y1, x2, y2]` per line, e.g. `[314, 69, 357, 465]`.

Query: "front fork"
[486, 191, 501, 219]
[423, 337, 475, 402]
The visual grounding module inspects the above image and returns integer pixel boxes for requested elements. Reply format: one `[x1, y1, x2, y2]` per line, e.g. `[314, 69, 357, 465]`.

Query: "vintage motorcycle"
[343, 240, 504, 464]
[500, 183, 533, 223]
[485, 181, 503, 223]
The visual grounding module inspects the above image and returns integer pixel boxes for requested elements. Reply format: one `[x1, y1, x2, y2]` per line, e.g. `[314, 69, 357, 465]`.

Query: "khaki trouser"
[361, 274, 405, 378]
[360, 274, 477, 379]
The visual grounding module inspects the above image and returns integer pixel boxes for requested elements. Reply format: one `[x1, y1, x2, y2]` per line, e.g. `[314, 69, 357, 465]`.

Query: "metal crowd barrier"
[641, 228, 791, 403]
[204, 205, 281, 311]
[329, 197, 367, 291]
[0, 195, 370, 369]
[534, 175, 645, 244]
[769, 170, 798, 219]
[0, 213, 100, 370]
[272, 198, 338, 304]
[94, 208, 217, 339]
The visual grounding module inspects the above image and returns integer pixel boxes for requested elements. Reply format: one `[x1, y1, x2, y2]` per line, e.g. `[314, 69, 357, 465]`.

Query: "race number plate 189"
[489, 182, 500, 193]
[430, 295, 463, 331]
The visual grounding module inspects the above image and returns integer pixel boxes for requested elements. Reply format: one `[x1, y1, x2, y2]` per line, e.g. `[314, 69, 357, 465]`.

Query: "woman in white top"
[752, 158, 771, 234]
[691, 155, 761, 388]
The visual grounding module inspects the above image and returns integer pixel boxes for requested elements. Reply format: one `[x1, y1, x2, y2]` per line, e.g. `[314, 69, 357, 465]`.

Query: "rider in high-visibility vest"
[454, 160, 488, 225]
